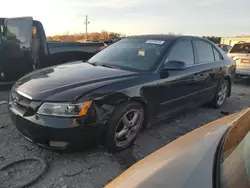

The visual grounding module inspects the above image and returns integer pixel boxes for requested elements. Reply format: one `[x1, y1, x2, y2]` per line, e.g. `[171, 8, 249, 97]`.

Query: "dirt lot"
[0, 80, 250, 188]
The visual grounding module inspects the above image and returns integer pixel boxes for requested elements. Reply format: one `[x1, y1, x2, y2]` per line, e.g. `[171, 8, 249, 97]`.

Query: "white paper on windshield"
[146, 40, 165, 45]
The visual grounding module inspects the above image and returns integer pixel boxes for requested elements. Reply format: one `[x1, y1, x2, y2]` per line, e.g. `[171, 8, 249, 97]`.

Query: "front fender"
[77, 74, 160, 127]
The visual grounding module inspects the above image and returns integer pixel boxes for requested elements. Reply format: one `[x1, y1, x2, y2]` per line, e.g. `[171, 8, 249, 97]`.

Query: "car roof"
[127, 34, 201, 41]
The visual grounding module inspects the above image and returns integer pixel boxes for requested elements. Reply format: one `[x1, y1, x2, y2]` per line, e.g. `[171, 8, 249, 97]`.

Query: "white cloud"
[67, 0, 144, 8]
[2, 0, 250, 36]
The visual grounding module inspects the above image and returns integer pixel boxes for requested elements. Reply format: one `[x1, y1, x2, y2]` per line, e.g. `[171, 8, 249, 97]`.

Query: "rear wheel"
[105, 102, 145, 153]
[212, 79, 229, 109]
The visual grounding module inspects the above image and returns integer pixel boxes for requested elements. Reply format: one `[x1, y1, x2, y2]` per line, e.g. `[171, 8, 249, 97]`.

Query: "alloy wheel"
[216, 80, 228, 106]
[115, 109, 143, 147]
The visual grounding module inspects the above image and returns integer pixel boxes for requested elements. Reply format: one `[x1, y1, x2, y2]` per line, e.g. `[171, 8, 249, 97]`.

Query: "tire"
[211, 79, 229, 109]
[105, 102, 145, 153]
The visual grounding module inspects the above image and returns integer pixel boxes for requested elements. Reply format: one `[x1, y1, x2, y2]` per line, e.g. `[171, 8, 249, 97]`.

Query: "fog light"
[49, 141, 69, 148]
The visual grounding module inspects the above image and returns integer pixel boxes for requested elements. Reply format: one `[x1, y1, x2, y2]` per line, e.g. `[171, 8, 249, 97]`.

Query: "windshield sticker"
[138, 50, 145, 56]
[146, 40, 165, 45]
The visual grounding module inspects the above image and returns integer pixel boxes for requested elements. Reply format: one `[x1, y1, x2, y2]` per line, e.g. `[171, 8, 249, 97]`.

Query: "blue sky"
[2, 0, 250, 36]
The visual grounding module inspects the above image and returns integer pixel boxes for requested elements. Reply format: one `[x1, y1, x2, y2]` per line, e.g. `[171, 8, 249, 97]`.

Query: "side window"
[213, 48, 223, 61]
[195, 40, 214, 63]
[5, 19, 32, 44]
[167, 40, 194, 66]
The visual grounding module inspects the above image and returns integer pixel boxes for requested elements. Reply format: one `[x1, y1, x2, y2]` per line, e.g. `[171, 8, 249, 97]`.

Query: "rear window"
[230, 44, 250, 53]
[6, 19, 32, 44]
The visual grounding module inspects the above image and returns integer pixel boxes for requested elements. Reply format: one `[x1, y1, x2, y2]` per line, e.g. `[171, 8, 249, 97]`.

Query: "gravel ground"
[0, 79, 250, 188]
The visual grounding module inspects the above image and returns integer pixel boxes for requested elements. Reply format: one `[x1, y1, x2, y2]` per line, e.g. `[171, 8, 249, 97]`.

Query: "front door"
[1, 17, 33, 81]
[157, 39, 200, 118]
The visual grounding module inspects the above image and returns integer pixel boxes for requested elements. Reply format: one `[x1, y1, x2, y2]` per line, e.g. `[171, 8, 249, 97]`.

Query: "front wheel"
[212, 79, 229, 109]
[105, 102, 145, 153]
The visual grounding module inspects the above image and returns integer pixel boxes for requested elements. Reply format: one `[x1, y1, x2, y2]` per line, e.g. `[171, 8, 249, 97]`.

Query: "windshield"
[230, 44, 250, 53]
[88, 38, 168, 71]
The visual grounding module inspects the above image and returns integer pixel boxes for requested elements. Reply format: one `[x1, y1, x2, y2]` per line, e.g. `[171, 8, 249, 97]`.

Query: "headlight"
[37, 101, 92, 117]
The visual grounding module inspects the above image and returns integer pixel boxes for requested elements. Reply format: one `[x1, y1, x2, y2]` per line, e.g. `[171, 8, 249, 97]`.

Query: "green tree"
[100, 30, 109, 40]
[89, 32, 100, 41]
[109, 32, 121, 39]
[203, 36, 221, 44]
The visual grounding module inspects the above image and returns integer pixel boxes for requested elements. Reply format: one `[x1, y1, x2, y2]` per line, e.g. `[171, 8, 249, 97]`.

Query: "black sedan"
[8, 35, 236, 152]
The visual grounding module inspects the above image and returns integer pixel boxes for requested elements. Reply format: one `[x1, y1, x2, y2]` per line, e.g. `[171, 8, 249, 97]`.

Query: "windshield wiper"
[100, 64, 120, 69]
[100, 64, 113, 68]
[85, 61, 119, 69]
[85, 61, 98, 66]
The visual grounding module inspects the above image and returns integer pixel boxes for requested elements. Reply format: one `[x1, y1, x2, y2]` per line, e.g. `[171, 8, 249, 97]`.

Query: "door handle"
[193, 75, 200, 78]
[193, 73, 203, 78]
[192, 73, 204, 81]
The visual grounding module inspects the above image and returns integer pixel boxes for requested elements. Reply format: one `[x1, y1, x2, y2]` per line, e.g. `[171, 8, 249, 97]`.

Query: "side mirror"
[163, 60, 186, 70]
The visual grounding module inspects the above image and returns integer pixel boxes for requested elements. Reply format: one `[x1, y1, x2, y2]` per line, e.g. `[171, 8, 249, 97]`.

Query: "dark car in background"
[217, 44, 232, 53]
[227, 42, 250, 78]
[106, 108, 250, 188]
[0, 17, 105, 82]
[8, 35, 235, 152]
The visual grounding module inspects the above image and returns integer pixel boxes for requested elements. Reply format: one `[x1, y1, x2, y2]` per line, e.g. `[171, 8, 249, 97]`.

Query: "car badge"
[14, 96, 20, 104]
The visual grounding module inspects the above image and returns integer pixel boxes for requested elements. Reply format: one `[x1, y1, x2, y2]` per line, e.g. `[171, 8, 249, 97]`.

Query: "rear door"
[192, 39, 224, 103]
[1, 17, 33, 81]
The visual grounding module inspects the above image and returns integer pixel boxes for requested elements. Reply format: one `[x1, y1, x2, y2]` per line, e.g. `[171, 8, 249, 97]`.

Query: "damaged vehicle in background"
[217, 44, 232, 53]
[227, 42, 250, 79]
[8, 35, 235, 152]
[0, 17, 105, 83]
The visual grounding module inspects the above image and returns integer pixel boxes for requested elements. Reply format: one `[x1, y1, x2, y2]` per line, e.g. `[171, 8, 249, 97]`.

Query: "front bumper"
[9, 106, 105, 151]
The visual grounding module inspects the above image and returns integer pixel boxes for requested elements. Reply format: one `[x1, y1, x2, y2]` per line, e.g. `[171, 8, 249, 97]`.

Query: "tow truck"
[0, 17, 105, 83]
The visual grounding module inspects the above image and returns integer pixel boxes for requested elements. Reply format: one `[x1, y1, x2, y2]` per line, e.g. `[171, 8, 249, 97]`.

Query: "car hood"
[15, 62, 141, 101]
[105, 109, 250, 188]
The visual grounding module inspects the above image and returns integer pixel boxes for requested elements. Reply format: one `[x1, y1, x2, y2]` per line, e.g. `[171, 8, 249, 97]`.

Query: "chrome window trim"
[16, 90, 32, 100]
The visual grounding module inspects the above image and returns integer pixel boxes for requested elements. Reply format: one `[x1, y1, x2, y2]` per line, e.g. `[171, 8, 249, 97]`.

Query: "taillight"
[229, 56, 235, 59]
[100, 46, 105, 50]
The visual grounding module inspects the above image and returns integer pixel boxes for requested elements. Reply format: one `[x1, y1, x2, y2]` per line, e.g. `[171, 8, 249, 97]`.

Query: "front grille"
[10, 90, 32, 114]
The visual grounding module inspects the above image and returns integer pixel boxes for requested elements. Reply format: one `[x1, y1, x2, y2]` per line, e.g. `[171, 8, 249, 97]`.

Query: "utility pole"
[84, 15, 90, 40]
